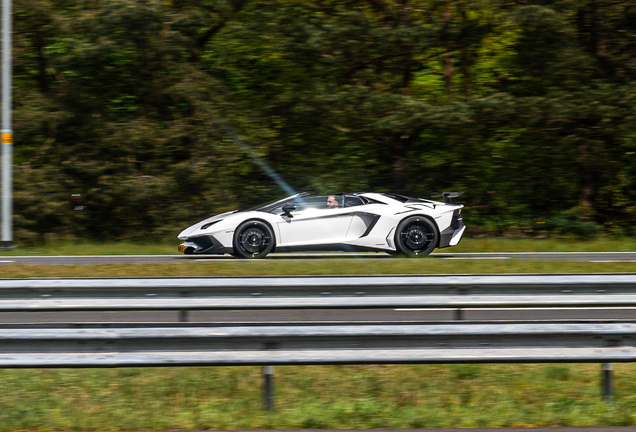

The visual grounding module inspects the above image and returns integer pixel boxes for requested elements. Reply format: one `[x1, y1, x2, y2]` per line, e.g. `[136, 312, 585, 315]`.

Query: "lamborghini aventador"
[177, 192, 465, 258]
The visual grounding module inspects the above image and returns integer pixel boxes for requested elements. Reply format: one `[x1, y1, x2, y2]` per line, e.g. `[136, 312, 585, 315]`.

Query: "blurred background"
[10, 0, 636, 244]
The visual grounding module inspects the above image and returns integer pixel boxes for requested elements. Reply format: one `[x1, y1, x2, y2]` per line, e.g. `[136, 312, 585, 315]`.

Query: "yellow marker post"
[1, 0, 12, 248]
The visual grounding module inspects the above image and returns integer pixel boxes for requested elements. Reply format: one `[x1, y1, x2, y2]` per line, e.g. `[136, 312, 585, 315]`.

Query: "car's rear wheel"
[233, 220, 275, 259]
[394, 216, 438, 257]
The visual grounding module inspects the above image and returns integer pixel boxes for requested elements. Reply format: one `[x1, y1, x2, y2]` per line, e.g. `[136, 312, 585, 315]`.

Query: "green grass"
[0, 259, 635, 278]
[0, 240, 177, 256]
[452, 237, 636, 253]
[0, 236, 635, 256]
[0, 364, 635, 430]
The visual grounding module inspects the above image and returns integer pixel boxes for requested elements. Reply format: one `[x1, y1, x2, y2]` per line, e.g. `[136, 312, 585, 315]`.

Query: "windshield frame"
[249, 192, 310, 213]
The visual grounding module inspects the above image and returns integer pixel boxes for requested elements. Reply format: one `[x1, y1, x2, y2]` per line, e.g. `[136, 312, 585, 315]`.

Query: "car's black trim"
[394, 208, 416, 215]
[431, 191, 464, 205]
[274, 244, 388, 253]
[363, 197, 388, 205]
[451, 210, 463, 230]
[201, 219, 222, 230]
[188, 235, 230, 254]
[438, 226, 454, 249]
[360, 214, 381, 238]
[438, 215, 465, 248]
[284, 213, 355, 221]
[190, 236, 214, 249]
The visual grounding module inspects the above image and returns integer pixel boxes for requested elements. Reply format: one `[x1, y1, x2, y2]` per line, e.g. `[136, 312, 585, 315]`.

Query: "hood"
[177, 210, 239, 239]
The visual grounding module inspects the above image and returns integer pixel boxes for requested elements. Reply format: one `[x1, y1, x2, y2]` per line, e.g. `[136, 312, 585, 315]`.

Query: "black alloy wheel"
[394, 216, 439, 257]
[233, 220, 275, 258]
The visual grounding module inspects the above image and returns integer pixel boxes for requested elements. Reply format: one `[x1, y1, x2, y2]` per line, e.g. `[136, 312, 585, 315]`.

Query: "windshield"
[246, 192, 310, 213]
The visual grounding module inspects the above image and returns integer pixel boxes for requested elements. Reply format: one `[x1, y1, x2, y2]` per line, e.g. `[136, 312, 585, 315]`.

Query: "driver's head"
[327, 195, 339, 208]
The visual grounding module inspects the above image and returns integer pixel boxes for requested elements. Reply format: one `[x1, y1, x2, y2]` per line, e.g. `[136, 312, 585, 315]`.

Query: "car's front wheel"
[233, 220, 275, 259]
[394, 216, 439, 257]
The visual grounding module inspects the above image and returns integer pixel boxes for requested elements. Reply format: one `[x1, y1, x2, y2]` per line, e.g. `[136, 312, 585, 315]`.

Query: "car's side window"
[344, 196, 364, 208]
[281, 196, 333, 211]
[300, 195, 344, 209]
[299, 196, 330, 209]
[277, 195, 347, 213]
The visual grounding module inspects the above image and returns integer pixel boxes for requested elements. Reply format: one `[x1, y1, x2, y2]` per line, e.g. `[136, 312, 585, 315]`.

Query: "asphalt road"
[1, 251, 636, 265]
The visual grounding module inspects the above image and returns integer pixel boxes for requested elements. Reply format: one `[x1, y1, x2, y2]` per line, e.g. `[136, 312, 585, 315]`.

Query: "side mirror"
[282, 205, 296, 218]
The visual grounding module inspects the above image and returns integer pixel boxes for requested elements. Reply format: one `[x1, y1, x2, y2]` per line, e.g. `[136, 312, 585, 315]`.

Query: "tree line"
[11, 0, 636, 243]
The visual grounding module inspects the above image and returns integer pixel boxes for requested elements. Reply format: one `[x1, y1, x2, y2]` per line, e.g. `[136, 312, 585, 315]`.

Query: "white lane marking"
[395, 308, 456, 312]
[193, 259, 248, 262]
[395, 307, 636, 311]
[435, 252, 636, 255]
[443, 257, 510, 260]
[4, 255, 180, 258]
[0, 260, 15, 263]
[589, 260, 636, 263]
[8, 252, 636, 258]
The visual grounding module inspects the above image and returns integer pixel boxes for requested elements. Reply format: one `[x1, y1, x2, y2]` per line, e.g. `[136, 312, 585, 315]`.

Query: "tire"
[394, 216, 439, 257]
[232, 220, 275, 259]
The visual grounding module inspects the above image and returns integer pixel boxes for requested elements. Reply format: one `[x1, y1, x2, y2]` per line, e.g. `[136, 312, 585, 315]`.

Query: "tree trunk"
[590, 0, 604, 58]
[461, 6, 471, 96]
[400, 0, 412, 89]
[391, 138, 406, 193]
[443, 2, 453, 95]
[579, 141, 594, 212]
[34, 21, 49, 93]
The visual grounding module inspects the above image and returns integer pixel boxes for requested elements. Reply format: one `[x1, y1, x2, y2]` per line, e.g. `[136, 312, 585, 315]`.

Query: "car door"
[276, 195, 353, 246]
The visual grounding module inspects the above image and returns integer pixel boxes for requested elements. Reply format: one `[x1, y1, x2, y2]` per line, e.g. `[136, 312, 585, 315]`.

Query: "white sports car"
[177, 192, 465, 258]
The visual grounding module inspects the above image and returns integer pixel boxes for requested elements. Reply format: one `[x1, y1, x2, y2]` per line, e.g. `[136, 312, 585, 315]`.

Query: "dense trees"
[9, 0, 636, 242]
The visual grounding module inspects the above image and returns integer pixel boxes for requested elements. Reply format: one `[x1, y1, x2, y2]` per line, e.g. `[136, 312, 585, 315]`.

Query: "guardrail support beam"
[263, 365, 274, 411]
[602, 362, 613, 401]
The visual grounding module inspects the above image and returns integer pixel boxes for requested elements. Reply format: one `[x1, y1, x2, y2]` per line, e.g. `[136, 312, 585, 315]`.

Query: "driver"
[327, 195, 339, 209]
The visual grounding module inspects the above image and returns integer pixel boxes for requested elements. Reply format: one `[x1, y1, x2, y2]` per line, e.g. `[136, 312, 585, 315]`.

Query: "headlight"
[201, 220, 222, 230]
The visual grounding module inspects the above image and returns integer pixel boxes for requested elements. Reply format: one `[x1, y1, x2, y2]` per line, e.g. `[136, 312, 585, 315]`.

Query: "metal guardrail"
[2, 274, 636, 312]
[0, 322, 634, 367]
[1, 274, 635, 407]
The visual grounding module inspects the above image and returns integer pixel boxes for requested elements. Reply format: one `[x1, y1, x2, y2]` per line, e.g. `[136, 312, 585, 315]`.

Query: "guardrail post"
[263, 365, 274, 411]
[602, 363, 613, 401]
[454, 308, 464, 320]
[178, 310, 189, 322]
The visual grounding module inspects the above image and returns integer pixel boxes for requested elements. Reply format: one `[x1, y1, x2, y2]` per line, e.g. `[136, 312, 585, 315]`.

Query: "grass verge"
[0, 363, 635, 430]
[0, 258, 635, 278]
[452, 237, 636, 253]
[0, 237, 635, 256]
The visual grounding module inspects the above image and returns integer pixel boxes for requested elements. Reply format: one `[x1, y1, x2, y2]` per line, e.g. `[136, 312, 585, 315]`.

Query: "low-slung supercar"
[178, 192, 465, 258]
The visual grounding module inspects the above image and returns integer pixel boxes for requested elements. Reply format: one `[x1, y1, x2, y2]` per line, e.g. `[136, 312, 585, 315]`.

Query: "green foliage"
[547, 210, 602, 239]
[10, 0, 636, 241]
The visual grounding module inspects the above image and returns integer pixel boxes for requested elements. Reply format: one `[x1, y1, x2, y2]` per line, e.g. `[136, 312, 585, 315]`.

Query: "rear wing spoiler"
[431, 191, 464, 205]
